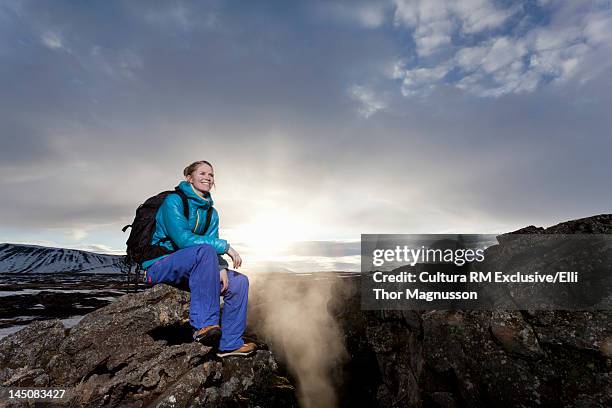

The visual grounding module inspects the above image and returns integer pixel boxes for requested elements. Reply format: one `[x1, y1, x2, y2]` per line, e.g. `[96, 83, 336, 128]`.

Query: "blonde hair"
[183, 160, 213, 177]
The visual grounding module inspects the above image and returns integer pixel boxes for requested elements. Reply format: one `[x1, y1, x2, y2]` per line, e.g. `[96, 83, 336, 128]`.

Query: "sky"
[0, 0, 611, 272]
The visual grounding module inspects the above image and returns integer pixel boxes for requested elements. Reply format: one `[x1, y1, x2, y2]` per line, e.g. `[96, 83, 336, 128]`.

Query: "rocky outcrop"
[333, 214, 612, 407]
[336, 306, 611, 407]
[1, 215, 611, 407]
[0, 284, 296, 407]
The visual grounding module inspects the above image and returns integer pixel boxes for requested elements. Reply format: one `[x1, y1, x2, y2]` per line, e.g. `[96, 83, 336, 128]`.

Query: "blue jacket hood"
[177, 180, 214, 208]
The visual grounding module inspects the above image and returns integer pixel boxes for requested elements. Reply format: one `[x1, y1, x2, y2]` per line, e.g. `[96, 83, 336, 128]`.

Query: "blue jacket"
[142, 181, 229, 269]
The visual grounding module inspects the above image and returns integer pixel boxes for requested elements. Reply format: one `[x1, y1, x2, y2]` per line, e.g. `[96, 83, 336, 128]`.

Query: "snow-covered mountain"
[0, 243, 126, 274]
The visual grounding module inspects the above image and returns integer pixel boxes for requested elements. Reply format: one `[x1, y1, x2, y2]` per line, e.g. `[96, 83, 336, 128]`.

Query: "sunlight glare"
[229, 210, 314, 256]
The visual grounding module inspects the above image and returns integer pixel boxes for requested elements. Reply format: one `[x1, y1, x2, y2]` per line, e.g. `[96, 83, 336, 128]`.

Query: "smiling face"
[186, 162, 215, 195]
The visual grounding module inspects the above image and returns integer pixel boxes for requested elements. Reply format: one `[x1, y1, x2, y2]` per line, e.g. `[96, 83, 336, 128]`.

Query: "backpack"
[122, 187, 213, 266]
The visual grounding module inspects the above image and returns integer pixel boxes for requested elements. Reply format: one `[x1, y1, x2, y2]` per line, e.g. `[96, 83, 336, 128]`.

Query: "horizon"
[4, 209, 609, 273]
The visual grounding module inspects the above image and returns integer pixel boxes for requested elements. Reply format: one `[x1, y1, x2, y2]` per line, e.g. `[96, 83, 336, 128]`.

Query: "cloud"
[396, 64, 452, 96]
[584, 9, 612, 46]
[390, 0, 612, 97]
[67, 228, 88, 241]
[393, 0, 453, 56]
[0, 0, 611, 271]
[392, 0, 519, 56]
[349, 85, 386, 117]
[356, 3, 387, 28]
[0, 239, 58, 248]
[137, 1, 218, 32]
[72, 243, 125, 255]
[453, 0, 520, 34]
[87, 46, 144, 80]
[41, 31, 63, 49]
[315, 1, 389, 29]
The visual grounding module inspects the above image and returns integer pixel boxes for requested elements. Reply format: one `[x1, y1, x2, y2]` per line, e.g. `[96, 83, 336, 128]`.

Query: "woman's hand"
[227, 246, 242, 269]
[220, 268, 229, 294]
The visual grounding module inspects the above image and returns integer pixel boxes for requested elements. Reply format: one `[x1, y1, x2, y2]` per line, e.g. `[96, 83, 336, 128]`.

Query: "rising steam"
[248, 274, 349, 408]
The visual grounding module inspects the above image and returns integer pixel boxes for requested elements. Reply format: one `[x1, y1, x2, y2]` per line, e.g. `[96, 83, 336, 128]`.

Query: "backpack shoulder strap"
[173, 187, 190, 219]
[203, 206, 214, 234]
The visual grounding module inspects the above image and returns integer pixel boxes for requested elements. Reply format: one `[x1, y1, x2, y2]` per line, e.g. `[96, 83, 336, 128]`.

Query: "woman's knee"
[194, 244, 217, 260]
[183, 245, 219, 277]
[230, 271, 249, 292]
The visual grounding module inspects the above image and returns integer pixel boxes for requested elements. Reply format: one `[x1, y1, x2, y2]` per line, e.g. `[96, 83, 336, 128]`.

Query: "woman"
[141, 160, 256, 357]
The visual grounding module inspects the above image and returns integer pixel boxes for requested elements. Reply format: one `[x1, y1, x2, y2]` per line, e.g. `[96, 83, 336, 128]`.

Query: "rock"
[486, 223, 612, 310]
[0, 284, 297, 407]
[2, 214, 611, 407]
[489, 311, 543, 358]
[0, 320, 67, 374]
[335, 214, 612, 408]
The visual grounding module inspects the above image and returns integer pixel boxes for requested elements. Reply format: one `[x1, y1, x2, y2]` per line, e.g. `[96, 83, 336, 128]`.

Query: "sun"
[227, 210, 313, 255]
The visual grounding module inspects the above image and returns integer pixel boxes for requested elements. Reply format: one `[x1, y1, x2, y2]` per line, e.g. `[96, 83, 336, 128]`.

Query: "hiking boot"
[193, 325, 221, 346]
[216, 342, 257, 358]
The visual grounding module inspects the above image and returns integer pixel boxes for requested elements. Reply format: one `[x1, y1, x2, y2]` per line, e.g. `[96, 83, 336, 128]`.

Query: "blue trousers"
[146, 244, 248, 351]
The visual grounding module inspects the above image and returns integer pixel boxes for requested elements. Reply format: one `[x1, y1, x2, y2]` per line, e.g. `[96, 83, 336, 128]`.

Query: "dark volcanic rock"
[518, 214, 612, 235]
[1, 215, 611, 408]
[334, 214, 612, 408]
[0, 284, 297, 407]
